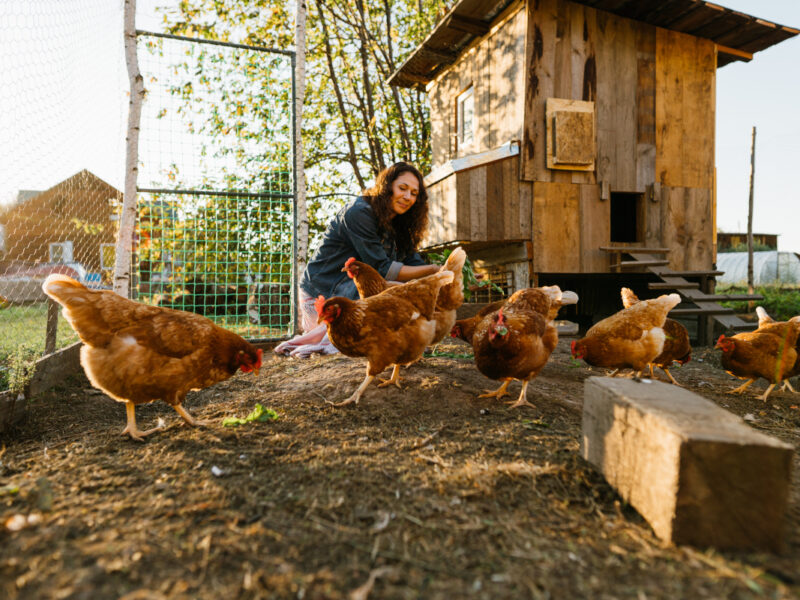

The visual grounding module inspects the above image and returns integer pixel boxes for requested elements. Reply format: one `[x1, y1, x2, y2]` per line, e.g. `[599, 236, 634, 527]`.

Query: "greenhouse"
[717, 250, 800, 285]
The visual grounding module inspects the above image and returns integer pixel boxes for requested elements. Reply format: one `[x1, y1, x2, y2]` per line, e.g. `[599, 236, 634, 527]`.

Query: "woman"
[276, 162, 439, 357]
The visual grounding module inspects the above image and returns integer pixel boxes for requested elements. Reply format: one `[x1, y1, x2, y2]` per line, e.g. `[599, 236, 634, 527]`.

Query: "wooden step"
[600, 246, 670, 254]
[610, 260, 670, 269]
[669, 307, 735, 316]
[648, 282, 700, 290]
[684, 294, 764, 302]
[653, 270, 725, 277]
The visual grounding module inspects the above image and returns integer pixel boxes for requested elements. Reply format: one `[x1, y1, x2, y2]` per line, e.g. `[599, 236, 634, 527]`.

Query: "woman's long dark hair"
[363, 162, 429, 257]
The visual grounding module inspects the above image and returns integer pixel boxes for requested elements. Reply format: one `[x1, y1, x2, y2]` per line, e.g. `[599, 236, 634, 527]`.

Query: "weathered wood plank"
[522, 0, 557, 182]
[485, 159, 505, 240]
[469, 166, 488, 241]
[579, 183, 609, 272]
[583, 377, 792, 551]
[455, 169, 472, 240]
[533, 182, 580, 272]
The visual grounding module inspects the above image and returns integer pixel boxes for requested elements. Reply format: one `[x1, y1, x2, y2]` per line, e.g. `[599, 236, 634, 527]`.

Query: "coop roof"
[387, 0, 799, 88]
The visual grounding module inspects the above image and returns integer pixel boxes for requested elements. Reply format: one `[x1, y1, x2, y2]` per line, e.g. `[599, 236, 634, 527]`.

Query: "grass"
[717, 283, 800, 321]
[0, 303, 79, 391]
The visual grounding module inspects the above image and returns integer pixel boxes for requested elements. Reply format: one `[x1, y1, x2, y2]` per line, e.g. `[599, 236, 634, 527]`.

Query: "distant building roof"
[388, 0, 800, 88]
[15, 190, 43, 203]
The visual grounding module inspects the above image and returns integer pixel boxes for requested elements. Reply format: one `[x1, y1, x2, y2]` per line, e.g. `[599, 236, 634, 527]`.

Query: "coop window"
[49, 241, 74, 263]
[100, 243, 116, 269]
[456, 86, 475, 149]
[610, 193, 643, 243]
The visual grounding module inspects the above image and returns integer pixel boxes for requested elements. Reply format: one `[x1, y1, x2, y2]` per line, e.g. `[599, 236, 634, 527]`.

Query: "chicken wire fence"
[0, 5, 296, 393]
[0, 1, 127, 388]
[134, 32, 296, 341]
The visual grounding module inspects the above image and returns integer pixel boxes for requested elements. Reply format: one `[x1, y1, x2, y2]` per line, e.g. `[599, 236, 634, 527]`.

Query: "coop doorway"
[610, 192, 644, 243]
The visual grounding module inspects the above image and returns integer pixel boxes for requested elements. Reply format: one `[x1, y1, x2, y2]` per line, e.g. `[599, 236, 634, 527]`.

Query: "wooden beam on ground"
[582, 377, 792, 551]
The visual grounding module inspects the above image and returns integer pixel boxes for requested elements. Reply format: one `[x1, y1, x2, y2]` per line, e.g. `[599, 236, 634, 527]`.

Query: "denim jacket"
[300, 196, 427, 300]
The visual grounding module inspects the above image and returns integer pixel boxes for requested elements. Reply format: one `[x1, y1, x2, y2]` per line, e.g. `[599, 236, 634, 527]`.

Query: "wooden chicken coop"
[388, 0, 798, 340]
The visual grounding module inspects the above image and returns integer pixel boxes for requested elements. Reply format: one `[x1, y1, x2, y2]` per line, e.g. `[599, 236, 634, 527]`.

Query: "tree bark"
[115, 0, 144, 297]
[294, 0, 309, 334]
[747, 126, 756, 301]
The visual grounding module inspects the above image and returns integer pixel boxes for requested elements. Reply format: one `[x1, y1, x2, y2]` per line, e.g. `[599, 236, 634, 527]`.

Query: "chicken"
[620, 288, 691, 385]
[571, 293, 681, 378]
[42, 274, 262, 441]
[715, 324, 799, 401]
[342, 247, 466, 347]
[753, 307, 800, 393]
[471, 286, 578, 409]
[316, 269, 455, 406]
[451, 286, 578, 345]
[451, 300, 506, 345]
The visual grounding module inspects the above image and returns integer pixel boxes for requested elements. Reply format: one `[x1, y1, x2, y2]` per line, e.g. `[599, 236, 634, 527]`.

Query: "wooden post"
[747, 126, 756, 308]
[293, 0, 308, 335]
[114, 0, 144, 298]
[44, 299, 59, 355]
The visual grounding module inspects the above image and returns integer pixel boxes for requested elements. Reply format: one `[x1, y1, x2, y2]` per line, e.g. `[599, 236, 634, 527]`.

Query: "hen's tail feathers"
[442, 247, 467, 277]
[620, 287, 639, 309]
[560, 290, 579, 306]
[756, 306, 775, 327]
[42, 274, 89, 307]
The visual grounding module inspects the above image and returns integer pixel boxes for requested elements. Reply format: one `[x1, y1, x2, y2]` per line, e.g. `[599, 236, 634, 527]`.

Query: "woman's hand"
[395, 264, 441, 282]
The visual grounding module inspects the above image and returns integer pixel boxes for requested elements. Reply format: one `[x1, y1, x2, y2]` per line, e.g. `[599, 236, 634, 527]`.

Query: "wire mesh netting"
[135, 33, 296, 340]
[0, 1, 127, 386]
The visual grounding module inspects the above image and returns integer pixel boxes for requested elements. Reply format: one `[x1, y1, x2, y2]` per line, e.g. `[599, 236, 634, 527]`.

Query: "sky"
[1, 0, 799, 253]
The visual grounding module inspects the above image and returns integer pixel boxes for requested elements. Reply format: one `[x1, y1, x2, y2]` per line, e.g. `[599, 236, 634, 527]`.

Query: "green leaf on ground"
[223, 403, 279, 427]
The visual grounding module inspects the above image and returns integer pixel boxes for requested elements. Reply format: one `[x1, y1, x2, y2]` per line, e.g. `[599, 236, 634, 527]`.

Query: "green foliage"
[424, 248, 505, 301]
[717, 283, 800, 321]
[5, 345, 37, 396]
[157, 0, 449, 244]
[720, 242, 774, 253]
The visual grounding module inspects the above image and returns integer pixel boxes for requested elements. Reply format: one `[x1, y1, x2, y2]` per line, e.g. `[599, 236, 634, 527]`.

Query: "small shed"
[389, 0, 798, 296]
[0, 170, 121, 274]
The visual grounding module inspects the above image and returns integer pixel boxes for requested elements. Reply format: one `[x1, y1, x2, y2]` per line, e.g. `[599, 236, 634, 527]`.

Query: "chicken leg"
[728, 379, 755, 394]
[506, 380, 535, 410]
[378, 364, 402, 389]
[782, 379, 797, 393]
[121, 401, 163, 442]
[660, 367, 681, 386]
[173, 404, 211, 427]
[479, 379, 511, 399]
[758, 383, 776, 402]
[328, 365, 374, 407]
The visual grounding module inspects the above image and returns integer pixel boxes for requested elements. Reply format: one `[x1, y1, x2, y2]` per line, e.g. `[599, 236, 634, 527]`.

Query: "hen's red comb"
[716, 334, 726, 345]
[344, 257, 357, 269]
[315, 295, 326, 316]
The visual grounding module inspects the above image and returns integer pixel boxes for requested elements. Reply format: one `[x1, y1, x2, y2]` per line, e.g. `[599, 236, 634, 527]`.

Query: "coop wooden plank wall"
[425, 0, 717, 273]
[428, 2, 527, 168]
[424, 156, 532, 246]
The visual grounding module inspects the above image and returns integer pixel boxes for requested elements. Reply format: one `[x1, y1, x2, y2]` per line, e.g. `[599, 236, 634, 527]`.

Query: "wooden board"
[545, 98, 596, 171]
[532, 182, 580, 272]
[662, 186, 713, 271]
[655, 28, 715, 189]
[579, 184, 610, 272]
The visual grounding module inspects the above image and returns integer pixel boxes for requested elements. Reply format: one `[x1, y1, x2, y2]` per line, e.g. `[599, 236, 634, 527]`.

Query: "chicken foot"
[758, 383, 776, 402]
[377, 365, 402, 389]
[121, 401, 163, 442]
[479, 379, 511, 399]
[328, 366, 374, 407]
[506, 380, 535, 410]
[173, 404, 211, 427]
[782, 379, 797, 393]
[727, 378, 755, 394]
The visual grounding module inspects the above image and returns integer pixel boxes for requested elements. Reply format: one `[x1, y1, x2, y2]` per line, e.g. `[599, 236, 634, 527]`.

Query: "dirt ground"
[1, 336, 799, 600]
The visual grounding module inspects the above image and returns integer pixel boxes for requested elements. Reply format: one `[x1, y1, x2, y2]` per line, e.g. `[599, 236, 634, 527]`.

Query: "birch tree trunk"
[294, 0, 308, 330]
[115, 0, 144, 297]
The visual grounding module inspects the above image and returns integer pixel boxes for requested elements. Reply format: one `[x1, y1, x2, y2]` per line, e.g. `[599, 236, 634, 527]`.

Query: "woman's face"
[390, 171, 420, 216]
